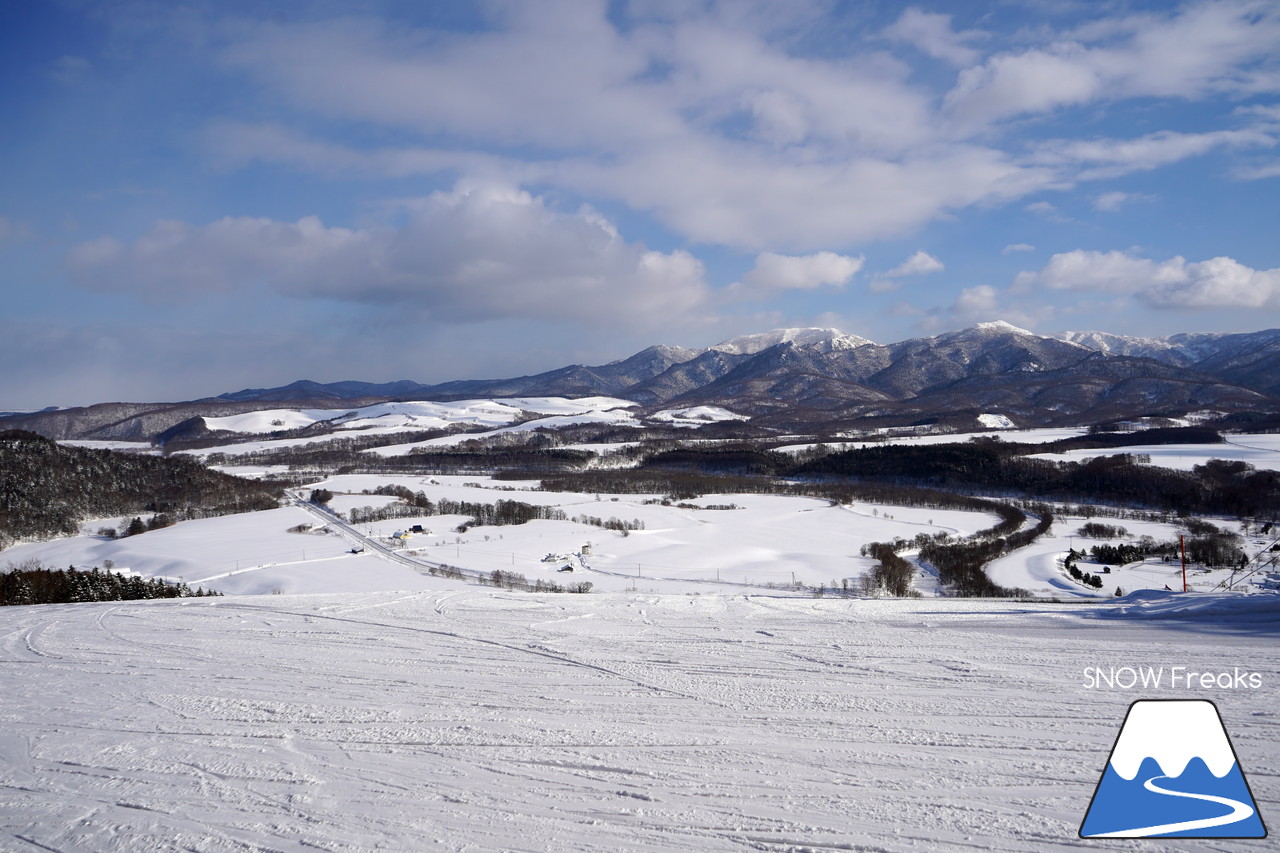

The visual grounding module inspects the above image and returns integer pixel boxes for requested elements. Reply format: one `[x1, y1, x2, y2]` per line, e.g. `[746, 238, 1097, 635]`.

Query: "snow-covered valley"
[5, 414, 1280, 851]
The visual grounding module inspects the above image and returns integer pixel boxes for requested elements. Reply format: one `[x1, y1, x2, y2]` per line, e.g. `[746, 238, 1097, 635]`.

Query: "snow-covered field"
[1029, 434, 1280, 473]
[781, 431, 1280, 475]
[1, 590, 1276, 851]
[183, 397, 642, 457]
[983, 516, 1263, 599]
[10, 468, 1275, 600]
[777, 428, 1088, 456]
[0, 476, 1001, 596]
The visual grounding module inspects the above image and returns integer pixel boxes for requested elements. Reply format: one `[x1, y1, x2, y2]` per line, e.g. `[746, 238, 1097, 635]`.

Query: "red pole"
[1180, 534, 1187, 592]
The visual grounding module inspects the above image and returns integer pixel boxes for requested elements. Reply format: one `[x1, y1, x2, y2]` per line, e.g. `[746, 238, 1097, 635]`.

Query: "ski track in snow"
[1, 592, 1276, 852]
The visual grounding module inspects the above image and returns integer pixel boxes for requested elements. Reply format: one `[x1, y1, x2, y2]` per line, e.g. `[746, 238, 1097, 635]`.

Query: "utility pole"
[1181, 534, 1188, 592]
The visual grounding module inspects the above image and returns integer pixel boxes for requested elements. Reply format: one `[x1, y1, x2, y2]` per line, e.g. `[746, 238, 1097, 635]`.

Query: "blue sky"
[3, 0, 1279, 407]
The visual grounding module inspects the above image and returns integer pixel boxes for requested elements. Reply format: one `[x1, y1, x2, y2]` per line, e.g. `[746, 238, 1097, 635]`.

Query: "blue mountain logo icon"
[1080, 699, 1267, 838]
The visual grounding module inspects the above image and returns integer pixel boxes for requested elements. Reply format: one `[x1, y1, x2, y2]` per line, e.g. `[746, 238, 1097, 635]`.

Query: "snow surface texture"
[2, 591, 1275, 851]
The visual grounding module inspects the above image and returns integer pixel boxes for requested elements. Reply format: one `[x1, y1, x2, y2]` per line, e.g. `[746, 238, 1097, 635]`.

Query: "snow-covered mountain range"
[5, 323, 1280, 440]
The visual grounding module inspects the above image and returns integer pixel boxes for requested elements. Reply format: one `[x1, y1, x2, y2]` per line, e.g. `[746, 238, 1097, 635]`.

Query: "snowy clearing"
[181, 397, 640, 457]
[1, 476, 1003, 596]
[983, 515, 1263, 598]
[203, 398, 637, 436]
[10, 470, 1272, 600]
[776, 428, 1087, 455]
[1028, 434, 1280, 473]
[649, 406, 748, 425]
[1, 591, 1275, 851]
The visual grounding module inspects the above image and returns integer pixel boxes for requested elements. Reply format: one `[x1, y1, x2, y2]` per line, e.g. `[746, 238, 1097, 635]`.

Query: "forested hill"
[0, 431, 282, 548]
[791, 428, 1279, 517]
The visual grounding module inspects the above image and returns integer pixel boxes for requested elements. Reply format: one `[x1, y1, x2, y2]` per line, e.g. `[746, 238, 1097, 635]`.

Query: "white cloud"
[1016, 249, 1280, 308]
[871, 250, 944, 293]
[944, 2, 1280, 129]
[1025, 201, 1073, 223]
[1031, 129, 1273, 180]
[212, 6, 1062, 251]
[952, 284, 1000, 317]
[69, 183, 713, 330]
[1002, 243, 1035, 254]
[1237, 103, 1280, 123]
[923, 283, 1053, 333]
[1092, 191, 1152, 211]
[883, 250, 944, 278]
[884, 8, 985, 67]
[730, 251, 863, 300]
[205, 4, 1280, 253]
[567, 140, 1052, 251]
[946, 45, 1102, 128]
[1233, 159, 1280, 180]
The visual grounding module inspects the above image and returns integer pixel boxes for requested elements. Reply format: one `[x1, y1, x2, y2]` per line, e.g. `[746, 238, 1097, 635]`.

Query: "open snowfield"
[1, 475, 1005, 596]
[780, 432, 1280, 475]
[1028, 434, 1280, 473]
[181, 397, 641, 458]
[9, 470, 1273, 599]
[1, 590, 1276, 852]
[982, 516, 1266, 599]
[776, 428, 1088, 456]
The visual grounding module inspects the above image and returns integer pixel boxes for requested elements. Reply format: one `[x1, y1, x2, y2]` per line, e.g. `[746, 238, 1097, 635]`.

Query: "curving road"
[286, 491, 489, 583]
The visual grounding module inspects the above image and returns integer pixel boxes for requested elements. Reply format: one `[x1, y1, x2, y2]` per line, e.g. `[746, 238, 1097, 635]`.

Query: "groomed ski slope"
[1, 591, 1276, 852]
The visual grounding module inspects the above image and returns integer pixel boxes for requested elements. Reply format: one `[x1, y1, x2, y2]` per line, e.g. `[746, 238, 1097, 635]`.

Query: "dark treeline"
[641, 446, 790, 476]
[1053, 426, 1223, 449]
[350, 489, 568, 527]
[791, 433, 1280, 518]
[864, 500, 1046, 598]
[181, 424, 474, 454]
[349, 486, 644, 533]
[1, 430, 283, 549]
[214, 441, 594, 476]
[0, 562, 220, 606]
[1077, 522, 1129, 539]
[1089, 532, 1246, 569]
[864, 542, 918, 597]
[917, 509, 1050, 597]
[532, 467, 1040, 525]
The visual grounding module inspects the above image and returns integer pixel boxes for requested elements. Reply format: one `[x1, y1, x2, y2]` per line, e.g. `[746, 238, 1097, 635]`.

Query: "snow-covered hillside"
[0, 478, 998, 596]
[203, 397, 637, 436]
[1, 591, 1275, 851]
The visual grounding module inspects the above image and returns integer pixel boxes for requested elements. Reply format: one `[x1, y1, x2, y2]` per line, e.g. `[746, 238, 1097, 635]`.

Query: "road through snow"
[1, 592, 1276, 852]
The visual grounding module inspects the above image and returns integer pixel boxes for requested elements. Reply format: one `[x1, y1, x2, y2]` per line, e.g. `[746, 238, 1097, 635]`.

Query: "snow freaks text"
[1083, 666, 1263, 690]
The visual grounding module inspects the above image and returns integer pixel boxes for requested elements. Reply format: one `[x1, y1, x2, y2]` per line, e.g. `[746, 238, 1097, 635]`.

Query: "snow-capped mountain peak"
[972, 320, 1034, 336]
[1056, 330, 1182, 360]
[710, 327, 875, 355]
